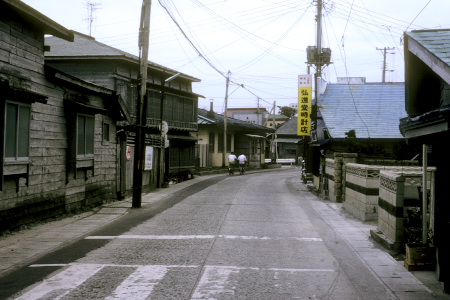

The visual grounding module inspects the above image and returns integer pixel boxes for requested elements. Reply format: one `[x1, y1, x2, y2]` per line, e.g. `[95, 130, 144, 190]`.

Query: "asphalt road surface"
[0, 169, 429, 299]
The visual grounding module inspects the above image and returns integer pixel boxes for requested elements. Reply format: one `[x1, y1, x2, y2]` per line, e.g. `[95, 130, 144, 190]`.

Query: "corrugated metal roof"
[408, 30, 450, 67]
[319, 83, 406, 139]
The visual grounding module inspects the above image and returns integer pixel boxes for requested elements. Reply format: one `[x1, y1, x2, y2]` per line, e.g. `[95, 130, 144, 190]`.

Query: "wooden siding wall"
[46, 61, 198, 132]
[0, 12, 118, 231]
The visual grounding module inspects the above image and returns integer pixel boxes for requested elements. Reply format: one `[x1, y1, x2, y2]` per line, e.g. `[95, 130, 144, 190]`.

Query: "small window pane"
[77, 115, 86, 155]
[209, 132, 215, 153]
[218, 133, 224, 153]
[5, 103, 18, 158]
[18, 106, 30, 157]
[85, 116, 94, 154]
[227, 134, 232, 152]
[103, 122, 110, 142]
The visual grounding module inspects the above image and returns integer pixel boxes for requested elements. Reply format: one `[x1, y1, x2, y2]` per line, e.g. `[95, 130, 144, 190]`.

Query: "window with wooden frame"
[0, 82, 47, 192]
[208, 132, 215, 153]
[102, 121, 110, 143]
[5, 101, 31, 162]
[64, 95, 106, 182]
[218, 133, 224, 153]
[77, 114, 95, 157]
[218, 133, 232, 153]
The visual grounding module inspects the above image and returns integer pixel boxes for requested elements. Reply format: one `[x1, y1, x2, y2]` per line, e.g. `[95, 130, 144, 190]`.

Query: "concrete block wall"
[344, 163, 384, 221]
[342, 165, 434, 222]
[378, 171, 406, 247]
[324, 153, 357, 203]
[377, 169, 435, 247]
[325, 158, 336, 202]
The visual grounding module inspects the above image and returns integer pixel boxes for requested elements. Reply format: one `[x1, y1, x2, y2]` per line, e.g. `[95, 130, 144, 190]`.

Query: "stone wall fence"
[323, 153, 358, 203]
[371, 168, 436, 250]
[343, 165, 433, 221]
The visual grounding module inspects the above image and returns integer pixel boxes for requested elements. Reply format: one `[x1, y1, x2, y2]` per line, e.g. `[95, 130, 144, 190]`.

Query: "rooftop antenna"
[84, 2, 101, 36]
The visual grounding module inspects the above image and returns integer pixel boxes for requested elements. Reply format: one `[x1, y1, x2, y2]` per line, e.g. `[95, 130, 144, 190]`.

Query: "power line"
[158, 0, 227, 79]
[405, 0, 432, 32]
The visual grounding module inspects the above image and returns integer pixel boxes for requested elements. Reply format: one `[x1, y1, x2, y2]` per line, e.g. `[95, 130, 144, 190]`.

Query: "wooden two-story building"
[0, 0, 128, 231]
[44, 32, 202, 196]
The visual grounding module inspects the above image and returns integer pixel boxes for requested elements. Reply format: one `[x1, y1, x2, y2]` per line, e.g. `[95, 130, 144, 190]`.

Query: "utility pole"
[313, 0, 323, 136]
[132, 0, 152, 208]
[302, 0, 331, 183]
[222, 70, 231, 167]
[376, 47, 395, 83]
[271, 101, 276, 163]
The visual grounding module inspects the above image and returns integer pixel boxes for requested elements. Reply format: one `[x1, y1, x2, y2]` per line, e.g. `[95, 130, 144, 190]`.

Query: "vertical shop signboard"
[297, 74, 312, 136]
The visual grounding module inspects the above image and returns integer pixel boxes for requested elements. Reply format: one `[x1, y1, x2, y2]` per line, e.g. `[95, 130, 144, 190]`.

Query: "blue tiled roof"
[408, 29, 450, 67]
[319, 83, 406, 139]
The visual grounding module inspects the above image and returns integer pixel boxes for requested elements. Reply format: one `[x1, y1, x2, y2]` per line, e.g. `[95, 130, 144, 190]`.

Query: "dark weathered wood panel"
[1, 13, 120, 231]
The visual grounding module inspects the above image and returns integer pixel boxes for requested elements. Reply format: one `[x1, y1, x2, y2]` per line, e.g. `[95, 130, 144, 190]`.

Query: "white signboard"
[144, 146, 153, 170]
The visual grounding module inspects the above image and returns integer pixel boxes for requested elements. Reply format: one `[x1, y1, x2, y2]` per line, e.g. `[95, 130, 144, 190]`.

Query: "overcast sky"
[22, 0, 450, 113]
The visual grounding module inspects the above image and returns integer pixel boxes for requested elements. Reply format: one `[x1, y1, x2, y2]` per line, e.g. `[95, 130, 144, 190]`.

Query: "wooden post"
[132, 0, 152, 208]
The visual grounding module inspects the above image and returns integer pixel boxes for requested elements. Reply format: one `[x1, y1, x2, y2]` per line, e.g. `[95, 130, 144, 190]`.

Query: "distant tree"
[278, 106, 296, 118]
[345, 129, 356, 138]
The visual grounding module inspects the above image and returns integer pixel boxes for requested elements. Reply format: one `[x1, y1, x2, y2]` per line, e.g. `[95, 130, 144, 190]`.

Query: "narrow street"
[2, 168, 442, 299]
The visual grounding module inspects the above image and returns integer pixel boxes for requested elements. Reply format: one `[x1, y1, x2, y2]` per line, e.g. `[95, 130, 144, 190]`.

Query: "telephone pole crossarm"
[376, 47, 395, 83]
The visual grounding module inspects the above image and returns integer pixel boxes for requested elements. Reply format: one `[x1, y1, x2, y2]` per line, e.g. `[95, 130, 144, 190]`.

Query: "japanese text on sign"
[297, 74, 312, 136]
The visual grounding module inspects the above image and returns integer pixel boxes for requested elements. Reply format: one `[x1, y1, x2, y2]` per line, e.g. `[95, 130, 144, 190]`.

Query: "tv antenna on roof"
[84, 2, 101, 36]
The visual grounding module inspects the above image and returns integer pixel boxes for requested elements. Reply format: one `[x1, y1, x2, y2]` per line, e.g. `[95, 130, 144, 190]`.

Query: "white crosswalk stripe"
[17, 264, 336, 300]
[105, 265, 168, 300]
[192, 266, 240, 299]
[15, 264, 104, 300]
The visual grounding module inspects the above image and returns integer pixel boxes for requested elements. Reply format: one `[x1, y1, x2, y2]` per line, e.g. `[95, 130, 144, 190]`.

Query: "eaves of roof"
[3, 0, 73, 41]
[198, 115, 216, 125]
[44, 65, 130, 122]
[399, 105, 450, 139]
[407, 29, 450, 85]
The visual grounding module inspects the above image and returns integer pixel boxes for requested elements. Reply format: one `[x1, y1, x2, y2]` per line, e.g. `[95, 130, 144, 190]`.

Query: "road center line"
[85, 235, 322, 242]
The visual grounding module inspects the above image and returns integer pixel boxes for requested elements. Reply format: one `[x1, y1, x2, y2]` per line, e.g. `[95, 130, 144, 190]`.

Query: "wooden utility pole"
[315, 0, 323, 114]
[222, 70, 231, 167]
[132, 0, 151, 208]
[271, 101, 276, 163]
[376, 47, 395, 83]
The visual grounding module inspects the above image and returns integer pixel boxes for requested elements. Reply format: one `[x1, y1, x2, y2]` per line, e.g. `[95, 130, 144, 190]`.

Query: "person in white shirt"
[237, 153, 247, 174]
[228, 152, 237, 175]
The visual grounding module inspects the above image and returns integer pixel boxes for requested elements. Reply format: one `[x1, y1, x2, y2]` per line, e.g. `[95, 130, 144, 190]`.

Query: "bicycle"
[228, 162, 236, 175]
[239, 164, 245, 175]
